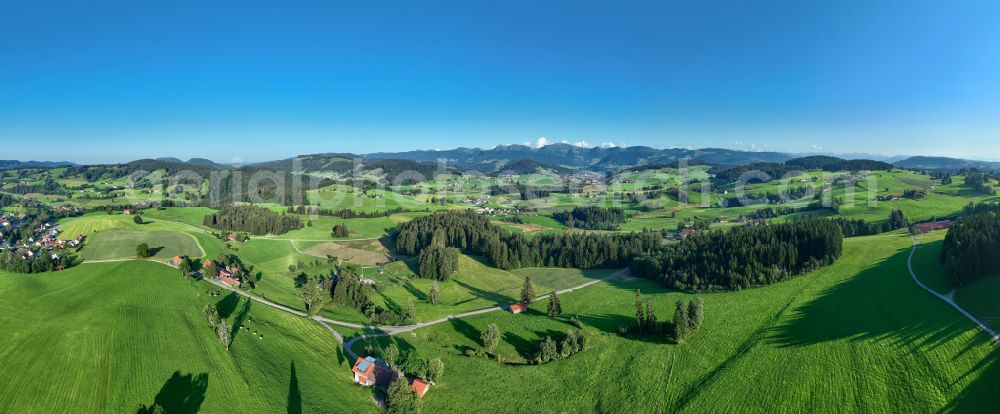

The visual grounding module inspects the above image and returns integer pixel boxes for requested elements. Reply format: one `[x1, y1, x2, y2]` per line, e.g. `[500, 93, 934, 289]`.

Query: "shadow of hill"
[136, 371, 208, 414]
[768, 246, 973, 350]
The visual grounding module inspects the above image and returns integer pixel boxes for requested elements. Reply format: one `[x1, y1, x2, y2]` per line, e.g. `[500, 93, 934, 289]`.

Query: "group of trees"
[203, 204, 303, 235]
[553, 206, 627, 230]
[630, 218, 844, 291]
[286, 205, 424, 219]
[965, 173, 997, 195]
[331, 224, 350, 238]
[534, 330, 588, 364]
[940, 208, 1000, 286]
[397, 210, 662, 270]
[203, 305, 231, 349]
[417, 245, 459, 280]
[672, 298, 704, 342]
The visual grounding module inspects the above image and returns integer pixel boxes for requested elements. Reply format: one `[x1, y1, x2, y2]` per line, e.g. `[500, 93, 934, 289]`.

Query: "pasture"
[80, 230, 204, 261]
[351, 231, 1000, 412]
[0, 261, 372, 413]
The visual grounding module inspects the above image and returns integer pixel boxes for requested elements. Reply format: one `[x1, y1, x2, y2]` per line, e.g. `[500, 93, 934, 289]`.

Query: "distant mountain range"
[365, 143, 792, 171]
[5, 145, 999, 172]
[0, 160, 75, 169]
[892, 156, 1000, 170]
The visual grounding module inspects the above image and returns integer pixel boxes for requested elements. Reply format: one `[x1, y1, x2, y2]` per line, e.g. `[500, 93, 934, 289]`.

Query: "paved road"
[907, 232, 1000, 347]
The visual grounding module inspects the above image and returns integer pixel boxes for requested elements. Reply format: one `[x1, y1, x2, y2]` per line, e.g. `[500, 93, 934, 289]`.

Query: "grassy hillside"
[351, 231, 1000, 412]
[80, 230, 204, 261]
[0, 261, 372, 413]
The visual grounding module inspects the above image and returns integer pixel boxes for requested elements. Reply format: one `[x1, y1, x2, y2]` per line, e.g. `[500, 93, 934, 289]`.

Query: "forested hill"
[894, 156, 1000, 170]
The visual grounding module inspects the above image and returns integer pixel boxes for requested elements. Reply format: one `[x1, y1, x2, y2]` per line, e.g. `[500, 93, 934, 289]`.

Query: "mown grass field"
[80, 230, 204, 261]
[352, 231, 1000, 412]
[0, 261, 373, 413]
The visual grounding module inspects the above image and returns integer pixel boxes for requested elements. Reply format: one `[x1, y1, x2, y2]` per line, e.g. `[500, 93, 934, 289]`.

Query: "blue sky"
[1, 0, 999, 163]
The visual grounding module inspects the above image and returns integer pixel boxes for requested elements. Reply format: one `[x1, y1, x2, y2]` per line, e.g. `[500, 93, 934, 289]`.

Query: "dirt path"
[907, 233, 1000, 346]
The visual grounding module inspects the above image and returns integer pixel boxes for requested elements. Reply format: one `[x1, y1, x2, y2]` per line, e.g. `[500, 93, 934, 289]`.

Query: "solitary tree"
[297, 278, 327, 317]
[429, 282, 439, 305]
[645, 299, 657, 333]
[383, 342, 400, 368]
[133, 215, 143, 224]
[688, 297, 704, 332]
[386, 376, 421, 414]
[673, 300, 690, 342]
[520, 277, 536, 305]
[634, 290, 645, 329]
[136, 243, 150, 258]
[405, 299, 416, 323]
[481, 323, 501, 354]
[546, 291, 562, 317]
[426, 358, 444, 383]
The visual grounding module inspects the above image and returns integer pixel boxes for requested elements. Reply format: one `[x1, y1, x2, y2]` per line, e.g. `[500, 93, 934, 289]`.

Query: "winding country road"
[82, 257, 627, 359]
[907, 232, 1000, 347]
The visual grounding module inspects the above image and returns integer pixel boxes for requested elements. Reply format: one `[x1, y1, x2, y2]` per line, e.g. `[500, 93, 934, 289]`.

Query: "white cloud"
[524, 137, 551, 148]
[599, 142, 618, 148]
[811, 144, 824, 151]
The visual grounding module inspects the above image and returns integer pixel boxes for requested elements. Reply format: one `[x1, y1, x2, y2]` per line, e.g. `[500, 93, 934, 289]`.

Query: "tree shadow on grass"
[449, 317, 482, 347]
[216, 292, 240, 319]
[453, 279, 516, 304]
[147, 246, 164, 256]
[375, 289, 402, 315]
[136, 371, 208, 414]
[503, 331, 536, 360]
[945, 348, 1000, 412]
[768, 246, 973, 350]
[287, 361, 302, 414]
[401, 280, 428, 302]
[231, 297, 252, 344]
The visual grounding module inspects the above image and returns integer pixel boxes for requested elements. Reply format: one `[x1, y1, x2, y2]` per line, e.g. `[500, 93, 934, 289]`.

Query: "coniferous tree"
[645, 300, 657, 333]
[386, 376, 421, 414]
[635, 290, 645, 329]
[521, 277, 536, 305]
[429, 282, 439, 305]
[688, 297, 704, 331]
[546, 291, 562, 317]
[673, 300, 690, 342]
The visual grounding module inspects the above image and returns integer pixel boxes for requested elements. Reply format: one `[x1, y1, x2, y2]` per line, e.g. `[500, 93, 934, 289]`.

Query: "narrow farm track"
[907, 232, 1000, 346]
[79, 257, 627, 360]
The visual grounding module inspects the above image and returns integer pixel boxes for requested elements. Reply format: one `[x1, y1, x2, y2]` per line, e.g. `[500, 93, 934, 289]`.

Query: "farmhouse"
[509, 302, 528, 314]
[172, 256, 184, 265]
[411, 378, 431, 398]
[352, 356, 377, 386]
[915, 220, 954, 233]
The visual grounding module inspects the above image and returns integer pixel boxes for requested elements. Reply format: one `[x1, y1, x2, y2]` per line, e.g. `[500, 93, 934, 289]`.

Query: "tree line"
[553, 206, 627, 230]
[396, 210, 663, 270]
[630, 218, 844, 291]
[203, 205, 303, 235]
[940, 207, 1000, 286]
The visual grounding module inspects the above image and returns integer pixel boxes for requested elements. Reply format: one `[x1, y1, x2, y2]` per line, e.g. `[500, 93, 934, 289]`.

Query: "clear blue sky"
[2, 0, 999, 163]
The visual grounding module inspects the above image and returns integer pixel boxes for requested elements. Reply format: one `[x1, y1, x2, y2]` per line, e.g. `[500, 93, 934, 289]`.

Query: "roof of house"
[412, 378, 430, 397]
[173, 256, 183, 264]
[509, 302, 528, 313]
[353, 356, 376, 376]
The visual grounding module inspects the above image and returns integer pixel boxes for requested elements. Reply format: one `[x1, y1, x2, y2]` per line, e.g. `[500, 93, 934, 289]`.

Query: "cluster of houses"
[0, 216, 84, 270]
[201, 259, 244, 286]
[351, 356, 431, 398]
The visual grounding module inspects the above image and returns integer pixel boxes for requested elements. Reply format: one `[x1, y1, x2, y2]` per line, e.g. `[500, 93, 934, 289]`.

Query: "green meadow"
[352, 231, 1000, 412]
[0, 261, 373, 413]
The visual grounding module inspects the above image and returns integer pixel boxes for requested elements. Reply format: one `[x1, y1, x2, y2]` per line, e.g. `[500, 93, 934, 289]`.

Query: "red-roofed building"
[352, 357, 377, 386]
[173, 256, 184, 265]
[203, 259, 213, 268]
[411, 378, 430, 397]
[915, 220, 954, 233]
[509, 302, 528, 314]
[219, 275, 240, 286]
